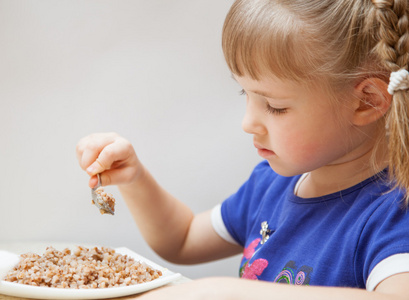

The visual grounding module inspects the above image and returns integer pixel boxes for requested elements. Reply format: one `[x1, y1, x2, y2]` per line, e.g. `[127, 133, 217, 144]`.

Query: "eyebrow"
[249, 90, 277, 99]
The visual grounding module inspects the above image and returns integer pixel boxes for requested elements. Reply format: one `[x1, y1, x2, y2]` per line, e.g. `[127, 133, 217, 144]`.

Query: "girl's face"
[234, 74, 366, 177]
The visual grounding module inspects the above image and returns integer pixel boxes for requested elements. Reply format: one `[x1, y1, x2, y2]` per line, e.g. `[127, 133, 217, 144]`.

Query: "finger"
[80, 148, 99, 171]
[87, 139, 133, 176]
[76, 135, 99, 170]
[75, 142, 85, 168]
[88, 174, 99, 188]
[77, 133, 119, 170]
[86, 144, 115, 175]
[98, 167, 138, 187]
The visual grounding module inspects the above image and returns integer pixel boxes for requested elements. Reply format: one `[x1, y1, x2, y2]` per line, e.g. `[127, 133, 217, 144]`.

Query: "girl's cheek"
[285, 136, 320, 163]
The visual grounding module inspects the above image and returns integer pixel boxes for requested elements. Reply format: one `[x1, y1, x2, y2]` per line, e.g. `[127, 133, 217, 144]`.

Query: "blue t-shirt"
[218, 161, 409, 288]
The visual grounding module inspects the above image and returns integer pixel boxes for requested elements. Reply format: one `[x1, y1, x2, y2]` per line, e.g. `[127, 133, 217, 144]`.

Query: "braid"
[373, 0, 409, 69]
[372, 0, 409, 203]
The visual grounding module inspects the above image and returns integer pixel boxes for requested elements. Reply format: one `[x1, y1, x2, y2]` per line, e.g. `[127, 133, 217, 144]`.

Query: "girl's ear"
[352, 78, 392, 126]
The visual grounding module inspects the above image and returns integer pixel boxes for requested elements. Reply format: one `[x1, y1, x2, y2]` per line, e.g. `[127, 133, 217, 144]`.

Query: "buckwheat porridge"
[93, 187, 116, 215]
[3, 246, 162, 289]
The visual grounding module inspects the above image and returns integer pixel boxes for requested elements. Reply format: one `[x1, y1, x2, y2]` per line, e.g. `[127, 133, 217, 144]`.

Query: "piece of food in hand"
[4, 246, 162, 289]
[92, 187, 116, 215]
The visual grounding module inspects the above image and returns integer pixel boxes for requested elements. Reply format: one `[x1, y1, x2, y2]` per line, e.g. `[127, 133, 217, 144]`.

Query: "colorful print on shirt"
[239, 238, 269, 279]
[273, 260, 313, 285]
[239, 237, 312, 285]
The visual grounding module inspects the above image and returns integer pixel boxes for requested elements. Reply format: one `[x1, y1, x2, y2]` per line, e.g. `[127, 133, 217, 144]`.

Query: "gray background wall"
[0, 0, 261, 279]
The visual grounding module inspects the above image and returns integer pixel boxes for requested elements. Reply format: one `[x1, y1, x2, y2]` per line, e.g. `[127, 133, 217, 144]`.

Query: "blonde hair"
[222, 0, 409, 203]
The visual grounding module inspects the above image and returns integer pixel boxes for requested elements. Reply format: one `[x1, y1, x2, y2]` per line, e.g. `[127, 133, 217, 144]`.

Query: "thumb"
[86, 142, 121, 175]
[86, 159, 105, 176]
[88, 175, 99, 188]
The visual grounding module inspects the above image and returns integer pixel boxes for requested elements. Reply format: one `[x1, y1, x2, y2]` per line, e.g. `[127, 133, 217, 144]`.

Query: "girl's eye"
[239, 89, 287, 115]
[265, 103, 287, 115]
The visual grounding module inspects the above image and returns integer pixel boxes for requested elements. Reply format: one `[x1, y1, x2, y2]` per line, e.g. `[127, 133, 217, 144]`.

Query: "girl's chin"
[265, 160, 306, 178]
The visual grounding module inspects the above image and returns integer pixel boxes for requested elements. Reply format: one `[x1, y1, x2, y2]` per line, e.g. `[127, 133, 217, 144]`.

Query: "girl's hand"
[76, 132, 142, 188]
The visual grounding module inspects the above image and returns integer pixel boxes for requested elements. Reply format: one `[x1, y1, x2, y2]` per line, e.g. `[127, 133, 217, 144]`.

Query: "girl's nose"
[242, 99, 267, 135]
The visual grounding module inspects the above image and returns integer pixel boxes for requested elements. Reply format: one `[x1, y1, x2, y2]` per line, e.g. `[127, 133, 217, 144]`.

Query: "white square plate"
[0, 247, 182, 299]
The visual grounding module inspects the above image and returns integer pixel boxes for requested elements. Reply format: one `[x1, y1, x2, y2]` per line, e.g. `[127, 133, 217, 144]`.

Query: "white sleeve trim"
[211, 204, 239, 245]
[366, 253, 409, 291]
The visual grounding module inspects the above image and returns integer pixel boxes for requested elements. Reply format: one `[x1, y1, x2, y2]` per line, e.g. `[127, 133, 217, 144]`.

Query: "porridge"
[4, 246, 162, 289]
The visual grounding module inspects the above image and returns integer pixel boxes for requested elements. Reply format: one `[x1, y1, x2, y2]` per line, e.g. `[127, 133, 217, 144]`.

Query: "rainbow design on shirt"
[273, 261, 312, 286]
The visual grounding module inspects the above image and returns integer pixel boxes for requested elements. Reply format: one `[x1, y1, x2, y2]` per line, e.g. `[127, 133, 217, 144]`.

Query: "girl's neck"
[296, 141, 388, 198]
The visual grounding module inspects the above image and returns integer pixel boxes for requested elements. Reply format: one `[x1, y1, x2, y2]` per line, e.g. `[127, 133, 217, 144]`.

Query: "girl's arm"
[76, 133, 242, 263]
[119, 167, 242, 263]
[137, 273, 409, 300]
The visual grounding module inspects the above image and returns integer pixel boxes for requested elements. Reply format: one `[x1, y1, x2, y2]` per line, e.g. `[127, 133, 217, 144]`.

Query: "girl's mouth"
[254, 143, 275, 158]
[257, 148, 275, 158]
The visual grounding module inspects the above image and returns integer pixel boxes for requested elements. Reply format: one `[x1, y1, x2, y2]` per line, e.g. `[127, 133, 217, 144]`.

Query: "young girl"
[77, 0, 409, 299]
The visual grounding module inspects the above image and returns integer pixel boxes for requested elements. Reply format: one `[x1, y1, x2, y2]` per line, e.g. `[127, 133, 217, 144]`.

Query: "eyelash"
[239, 89, 288, 115]
[265, 105, 288, 115]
